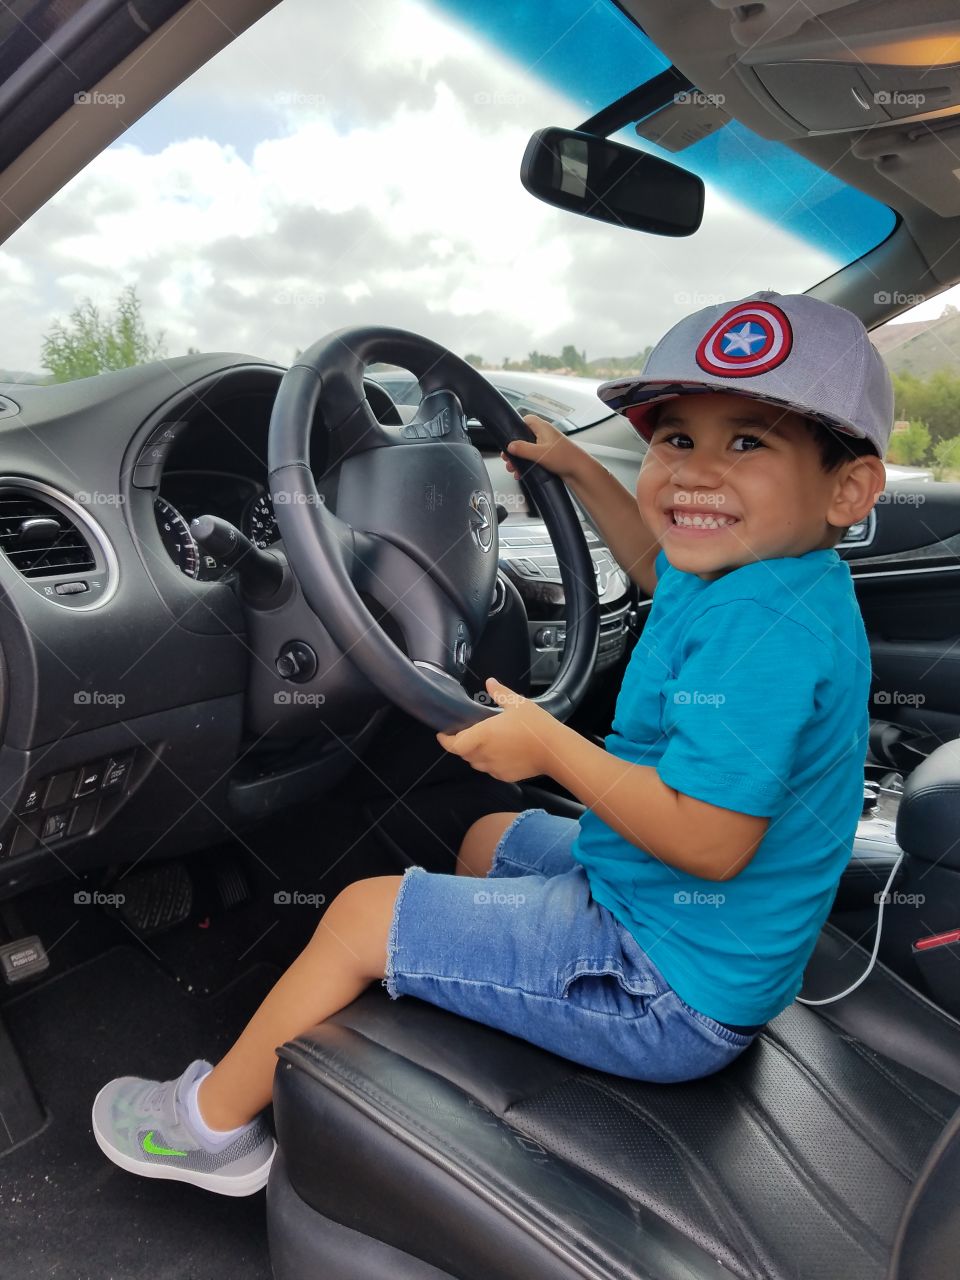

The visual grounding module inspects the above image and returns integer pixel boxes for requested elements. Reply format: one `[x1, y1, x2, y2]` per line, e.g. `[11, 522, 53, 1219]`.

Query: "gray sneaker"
[92, 1058, 276, 1196]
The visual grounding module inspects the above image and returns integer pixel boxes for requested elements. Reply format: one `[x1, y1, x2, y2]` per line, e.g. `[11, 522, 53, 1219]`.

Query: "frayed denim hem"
[381, 864, 425, 1000]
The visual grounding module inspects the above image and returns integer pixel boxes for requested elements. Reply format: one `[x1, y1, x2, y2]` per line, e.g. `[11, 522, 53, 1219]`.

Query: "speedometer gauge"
[154, 497, 200, 578]
[246, 493, 280, 548]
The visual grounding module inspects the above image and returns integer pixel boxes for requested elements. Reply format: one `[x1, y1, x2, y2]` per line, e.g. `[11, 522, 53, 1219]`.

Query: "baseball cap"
[597, 290, 893, 458]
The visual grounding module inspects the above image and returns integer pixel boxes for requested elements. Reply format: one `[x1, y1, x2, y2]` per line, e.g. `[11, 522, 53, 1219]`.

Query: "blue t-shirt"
[570, 545, 871, 1025]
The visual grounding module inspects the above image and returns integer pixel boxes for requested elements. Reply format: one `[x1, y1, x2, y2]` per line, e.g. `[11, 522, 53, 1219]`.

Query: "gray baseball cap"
[597, 290, 893, 458]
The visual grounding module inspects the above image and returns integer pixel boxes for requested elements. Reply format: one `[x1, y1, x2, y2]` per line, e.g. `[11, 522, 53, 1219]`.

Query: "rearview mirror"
[520, 127, 703, 237]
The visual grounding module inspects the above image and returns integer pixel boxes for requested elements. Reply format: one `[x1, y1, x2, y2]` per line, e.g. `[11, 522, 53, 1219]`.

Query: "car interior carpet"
[0, 945, 280, 1280]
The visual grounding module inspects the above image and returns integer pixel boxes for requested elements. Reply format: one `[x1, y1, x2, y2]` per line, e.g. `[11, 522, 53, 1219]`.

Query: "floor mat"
[1, 945, 281, 1280]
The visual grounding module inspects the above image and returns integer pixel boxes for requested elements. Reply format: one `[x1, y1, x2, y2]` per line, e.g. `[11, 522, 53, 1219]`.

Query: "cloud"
[2, 0, 838, 377]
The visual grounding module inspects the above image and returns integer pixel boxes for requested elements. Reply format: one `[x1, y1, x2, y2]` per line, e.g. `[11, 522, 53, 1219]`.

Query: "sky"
[0, 0, 933, 378]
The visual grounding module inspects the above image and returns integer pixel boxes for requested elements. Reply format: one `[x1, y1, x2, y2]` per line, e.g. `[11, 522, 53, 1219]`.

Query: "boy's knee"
[311, 876, 404, 976]
[320, 876, 401, 927]
[457, 811, 522, 876]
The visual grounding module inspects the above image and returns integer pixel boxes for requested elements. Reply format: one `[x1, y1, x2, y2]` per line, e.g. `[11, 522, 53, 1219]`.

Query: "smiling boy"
[92, 291, 891, 1196]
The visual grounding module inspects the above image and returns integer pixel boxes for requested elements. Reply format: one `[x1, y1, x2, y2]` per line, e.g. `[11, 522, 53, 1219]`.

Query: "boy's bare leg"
[196, 874, 402, 1132]
[197, 813, 521, 1132]
[455, 811, 522, 878]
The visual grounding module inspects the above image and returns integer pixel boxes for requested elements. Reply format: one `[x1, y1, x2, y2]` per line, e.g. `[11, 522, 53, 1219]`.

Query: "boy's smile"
[634, 390, 883, 582]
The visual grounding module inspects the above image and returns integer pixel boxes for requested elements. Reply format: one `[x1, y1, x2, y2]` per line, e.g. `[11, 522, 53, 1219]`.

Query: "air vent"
[0, 493, 96, 578]
[0, 478, 117, 609]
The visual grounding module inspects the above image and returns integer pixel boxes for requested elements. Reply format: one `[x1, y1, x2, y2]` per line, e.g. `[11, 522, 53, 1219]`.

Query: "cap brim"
[598, 377, 866, 444]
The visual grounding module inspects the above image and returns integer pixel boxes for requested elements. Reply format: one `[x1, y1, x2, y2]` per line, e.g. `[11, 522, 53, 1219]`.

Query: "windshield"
[1, 0, 897, 385]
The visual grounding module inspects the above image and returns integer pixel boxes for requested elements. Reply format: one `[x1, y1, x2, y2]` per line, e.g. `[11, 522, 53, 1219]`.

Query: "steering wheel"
[267, 326, 599, 733]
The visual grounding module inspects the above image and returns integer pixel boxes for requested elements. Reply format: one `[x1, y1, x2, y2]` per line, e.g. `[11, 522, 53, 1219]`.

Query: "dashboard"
[0, 354, 640, 897]
[154, 474, 278, 579]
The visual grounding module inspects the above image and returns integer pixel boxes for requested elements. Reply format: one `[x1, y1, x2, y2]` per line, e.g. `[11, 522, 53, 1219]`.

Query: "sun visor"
[709, 0, 864, 48]
[852, 118, 960, 216]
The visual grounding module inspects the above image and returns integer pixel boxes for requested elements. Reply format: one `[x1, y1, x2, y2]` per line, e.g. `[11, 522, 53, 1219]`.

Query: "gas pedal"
[214, 860, 251, 912]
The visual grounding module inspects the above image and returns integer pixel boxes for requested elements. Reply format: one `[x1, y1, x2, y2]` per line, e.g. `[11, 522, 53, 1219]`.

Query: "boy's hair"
[645, 400, 881, 545]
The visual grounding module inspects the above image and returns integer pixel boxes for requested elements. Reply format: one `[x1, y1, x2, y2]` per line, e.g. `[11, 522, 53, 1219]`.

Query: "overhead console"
[634, 0, 960, 217]
[728, 0, 960, 217]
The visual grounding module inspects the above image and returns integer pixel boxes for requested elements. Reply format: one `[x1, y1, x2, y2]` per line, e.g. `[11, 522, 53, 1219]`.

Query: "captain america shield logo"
[695, 301, 793, 378]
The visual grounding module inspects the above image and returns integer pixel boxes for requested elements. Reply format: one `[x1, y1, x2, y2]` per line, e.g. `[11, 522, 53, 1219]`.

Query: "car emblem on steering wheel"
[469, 491, 494, 552]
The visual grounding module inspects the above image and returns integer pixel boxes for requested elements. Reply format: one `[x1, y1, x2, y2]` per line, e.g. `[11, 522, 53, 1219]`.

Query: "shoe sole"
[91, 1083, 276, 1197]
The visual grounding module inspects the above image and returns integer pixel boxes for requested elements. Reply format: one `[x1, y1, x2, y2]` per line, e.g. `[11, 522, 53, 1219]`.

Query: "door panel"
[846, 483, 960, 746]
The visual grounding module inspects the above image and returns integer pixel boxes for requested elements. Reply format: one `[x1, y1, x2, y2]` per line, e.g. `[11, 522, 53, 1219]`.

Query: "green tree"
[41, 285, 166, 382]
[560, 343, 586, 372]
[886, 419, 930, 466]
[528, 350, 562, 370]
[932, 434, 960, 481]
[464, 352, 484, 367]
[892, 369, 960, 446]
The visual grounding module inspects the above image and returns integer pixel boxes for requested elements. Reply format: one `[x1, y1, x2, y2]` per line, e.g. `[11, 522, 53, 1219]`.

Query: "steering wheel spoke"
[351, 530, 474, 680]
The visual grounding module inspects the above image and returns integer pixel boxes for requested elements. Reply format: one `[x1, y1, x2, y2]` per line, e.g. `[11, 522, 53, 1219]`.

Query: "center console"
[497, 519, 635, 686]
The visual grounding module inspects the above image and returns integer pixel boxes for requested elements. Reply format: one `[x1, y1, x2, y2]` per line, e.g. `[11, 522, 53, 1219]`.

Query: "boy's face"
[634, 391, 884, 582]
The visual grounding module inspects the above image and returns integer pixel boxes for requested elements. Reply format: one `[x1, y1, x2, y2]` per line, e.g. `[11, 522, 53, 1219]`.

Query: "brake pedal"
[104, 862, 193, 936]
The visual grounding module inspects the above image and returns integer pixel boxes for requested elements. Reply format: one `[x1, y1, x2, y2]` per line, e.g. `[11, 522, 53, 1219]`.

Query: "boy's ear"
[829, 454, 886, 528]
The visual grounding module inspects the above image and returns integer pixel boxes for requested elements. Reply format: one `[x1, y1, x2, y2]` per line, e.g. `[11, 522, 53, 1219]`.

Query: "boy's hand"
[436, 677, 561, 782]
[501, 414, 588, 483]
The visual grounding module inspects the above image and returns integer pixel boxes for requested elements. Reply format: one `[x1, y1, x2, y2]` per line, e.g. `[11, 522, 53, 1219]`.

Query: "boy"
[92, 290, 890, 1196]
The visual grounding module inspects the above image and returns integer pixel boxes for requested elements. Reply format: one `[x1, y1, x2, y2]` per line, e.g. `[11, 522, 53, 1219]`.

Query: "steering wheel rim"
[267, 325, 599, 733]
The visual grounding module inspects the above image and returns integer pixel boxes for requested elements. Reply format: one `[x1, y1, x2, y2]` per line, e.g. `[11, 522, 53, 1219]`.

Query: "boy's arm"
[541, 721, 769, 882]
[565, 453, 661, 597]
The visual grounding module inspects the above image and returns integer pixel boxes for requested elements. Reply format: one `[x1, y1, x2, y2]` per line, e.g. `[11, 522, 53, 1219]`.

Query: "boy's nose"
[670, 451, 728, 487]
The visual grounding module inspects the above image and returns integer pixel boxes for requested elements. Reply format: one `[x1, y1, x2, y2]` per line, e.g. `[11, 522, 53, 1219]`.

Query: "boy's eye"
[656, 431, 765, 451]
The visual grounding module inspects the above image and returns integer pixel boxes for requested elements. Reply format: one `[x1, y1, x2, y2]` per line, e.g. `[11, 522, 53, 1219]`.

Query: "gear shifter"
[190, 515, 286, 605]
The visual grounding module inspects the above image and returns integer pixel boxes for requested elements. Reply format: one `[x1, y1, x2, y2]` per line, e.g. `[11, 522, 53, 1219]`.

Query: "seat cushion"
[270, 924, 960, 1280]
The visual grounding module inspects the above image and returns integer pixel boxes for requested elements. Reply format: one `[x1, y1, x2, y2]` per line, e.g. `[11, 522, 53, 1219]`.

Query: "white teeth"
[672, 510, 737, 529]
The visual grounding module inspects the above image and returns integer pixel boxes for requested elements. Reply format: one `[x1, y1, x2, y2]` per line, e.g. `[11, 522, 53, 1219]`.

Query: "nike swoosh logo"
[142, 1130, 188, 1157]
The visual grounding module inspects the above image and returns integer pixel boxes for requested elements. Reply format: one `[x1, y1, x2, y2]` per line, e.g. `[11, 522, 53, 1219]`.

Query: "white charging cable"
[796, 850, 906, 1006]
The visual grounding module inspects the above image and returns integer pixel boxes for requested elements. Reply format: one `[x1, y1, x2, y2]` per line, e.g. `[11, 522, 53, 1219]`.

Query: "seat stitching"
[575, 1075, 769, 1280]
[837, 1035, 957, 1126]
[587, 1068, 889, 1268]
[707, 1073, 894, 1266]
[281, 1039, 639, 1280]
[755, 1028, 924, 1181]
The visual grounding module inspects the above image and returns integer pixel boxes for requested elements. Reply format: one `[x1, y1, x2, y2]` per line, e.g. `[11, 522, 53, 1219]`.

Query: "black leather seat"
[266, 746, 960, 1280]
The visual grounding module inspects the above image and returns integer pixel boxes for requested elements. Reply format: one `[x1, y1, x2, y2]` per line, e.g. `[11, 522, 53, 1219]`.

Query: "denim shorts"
[383, 808, 763, 1083]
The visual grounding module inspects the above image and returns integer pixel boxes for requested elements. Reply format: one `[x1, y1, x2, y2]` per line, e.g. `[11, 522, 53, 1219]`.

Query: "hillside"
[0, 369, 48, 384]
[872, 309, 960, 377]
